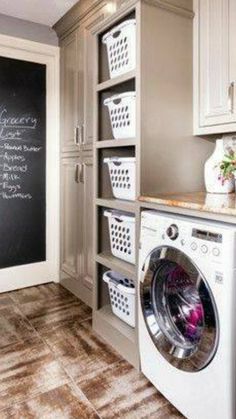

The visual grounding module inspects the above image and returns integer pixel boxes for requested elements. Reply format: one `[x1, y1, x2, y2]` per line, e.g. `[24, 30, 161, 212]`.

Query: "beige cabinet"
[82, 10, 108, 150]
[83, 20, 97, 150]
[61, 157, 81, 278]
[61, 154, 93, 286]
[60, 26, 86, 153]
[80, 155, 94, 289]
[194, 0, 236, 135]
[61, 33, 80, 153]
[60, 11, 106, 153]
[56, 1, 115, 307]
[77, 26, 85, 149]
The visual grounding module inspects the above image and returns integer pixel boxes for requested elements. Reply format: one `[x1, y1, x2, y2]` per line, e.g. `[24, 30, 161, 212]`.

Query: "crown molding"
[53, 0, 106, 38]
[143, 0, 194, 19]
[54, 0, 193, 39]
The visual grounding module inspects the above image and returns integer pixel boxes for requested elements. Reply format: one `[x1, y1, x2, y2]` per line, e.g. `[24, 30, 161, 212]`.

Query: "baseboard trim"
[60, 271, 93, 308]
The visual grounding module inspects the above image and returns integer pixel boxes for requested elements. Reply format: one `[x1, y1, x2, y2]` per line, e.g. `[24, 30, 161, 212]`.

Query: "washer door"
[140, 246, 219, 372]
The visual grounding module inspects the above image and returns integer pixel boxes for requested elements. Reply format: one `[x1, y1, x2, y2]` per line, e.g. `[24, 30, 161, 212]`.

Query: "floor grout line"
[0, 383, 71, 415]
[0, 303, 72, 414]
[0, 285, 183, 418]
[34, 325, 104, 419]
[31, 316, 126, 419]
[13, 297, 104, 418]
[0, 286, 120, 418]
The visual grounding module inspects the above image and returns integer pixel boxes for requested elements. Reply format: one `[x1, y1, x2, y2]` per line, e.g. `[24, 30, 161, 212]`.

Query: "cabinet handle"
[80, 163, 84, 183]
[78, 124, 84, 146]
[75, 163, 80, 183]
[81, 124, 85, 145]
[74, 127, 79, 146]
[229, 81, 235, 113]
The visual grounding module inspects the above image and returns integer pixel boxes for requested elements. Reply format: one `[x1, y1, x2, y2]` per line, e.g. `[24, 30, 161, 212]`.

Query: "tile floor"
[0, 283, 184, 418]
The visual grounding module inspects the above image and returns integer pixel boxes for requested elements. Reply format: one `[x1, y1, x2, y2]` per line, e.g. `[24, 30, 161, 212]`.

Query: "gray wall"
[140, 3, 215, 195]
[0, 13, 58, 45]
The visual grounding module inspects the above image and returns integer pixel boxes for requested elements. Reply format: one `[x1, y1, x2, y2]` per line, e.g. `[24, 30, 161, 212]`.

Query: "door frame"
[0, 34, 60, 292]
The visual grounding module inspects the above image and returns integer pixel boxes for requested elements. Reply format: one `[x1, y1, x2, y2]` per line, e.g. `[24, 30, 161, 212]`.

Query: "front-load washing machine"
[139, 210, 236, 419]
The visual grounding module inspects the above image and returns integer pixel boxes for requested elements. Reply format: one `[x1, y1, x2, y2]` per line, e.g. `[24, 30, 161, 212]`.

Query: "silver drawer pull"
[74, 127, 79, 146]
[82, 124, 85, 144]
[75, 163, 80, 183]
[80, 163, 84, 183]
[78, 124, 84, 146]
[228, 81, 235, 113]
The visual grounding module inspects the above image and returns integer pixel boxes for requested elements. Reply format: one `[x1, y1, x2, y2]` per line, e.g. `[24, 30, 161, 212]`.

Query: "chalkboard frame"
[0, 34, 60, 293]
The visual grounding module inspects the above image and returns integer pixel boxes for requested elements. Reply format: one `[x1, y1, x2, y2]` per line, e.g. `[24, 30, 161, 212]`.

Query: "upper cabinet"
[61, 27, 87, 154]
[61, 32, 79, 153]
[194, 0, 236, 135]
[59, 3, 111, 154]
[82, 9, 108, 150]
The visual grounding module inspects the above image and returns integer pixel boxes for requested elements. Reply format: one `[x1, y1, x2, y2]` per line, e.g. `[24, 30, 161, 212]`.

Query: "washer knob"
[166, 224, 179, 240]
[201, 244, 208, 254]
[191, 242, 197, 251]
[213, 247, 220, 257]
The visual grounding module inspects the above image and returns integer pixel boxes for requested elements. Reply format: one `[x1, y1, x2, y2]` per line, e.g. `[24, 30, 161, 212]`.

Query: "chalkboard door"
[0, 56, 46, 268]
[0, 38, 59, 292]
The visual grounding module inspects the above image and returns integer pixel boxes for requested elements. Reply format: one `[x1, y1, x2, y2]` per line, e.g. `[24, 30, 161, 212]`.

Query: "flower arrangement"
[219, 148, 236, 184]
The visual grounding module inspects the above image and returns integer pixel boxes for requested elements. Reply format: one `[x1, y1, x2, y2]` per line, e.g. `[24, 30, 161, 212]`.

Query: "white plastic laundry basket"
[102, 19, 136, 79]
[104, 157, 136, 201]
[103, 270, 135, 327]
[104, 92, 136, 139]
[104, 210, 135, 264]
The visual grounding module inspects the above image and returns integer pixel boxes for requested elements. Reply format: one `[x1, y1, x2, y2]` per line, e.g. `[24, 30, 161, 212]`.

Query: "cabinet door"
[198, 0, 236, 128]
[83, 7, 109, 150]
[76, 26, 85, 149]
[229, 0, 236, 111]
[61, 33, 79, 153]
[80, 155, 94, 289]
[61, 157, 81, 279]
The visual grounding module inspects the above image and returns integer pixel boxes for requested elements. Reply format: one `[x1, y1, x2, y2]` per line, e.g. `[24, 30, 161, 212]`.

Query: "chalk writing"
[0, 153, 26, 163]
[0, 106, 37, 129]
[0, 105, 41, 200]
[0, 192, 32, 199]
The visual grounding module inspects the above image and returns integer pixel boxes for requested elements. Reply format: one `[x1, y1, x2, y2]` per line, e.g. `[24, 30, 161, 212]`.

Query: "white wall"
[0, 13, 58, 45]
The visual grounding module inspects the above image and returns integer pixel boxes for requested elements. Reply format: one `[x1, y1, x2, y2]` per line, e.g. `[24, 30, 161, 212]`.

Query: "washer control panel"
[140, 212, 227, 264]
[163, 221, 223, 260]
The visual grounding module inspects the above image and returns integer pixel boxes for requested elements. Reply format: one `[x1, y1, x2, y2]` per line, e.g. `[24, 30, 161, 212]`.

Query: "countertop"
[139, 192, 236, 217]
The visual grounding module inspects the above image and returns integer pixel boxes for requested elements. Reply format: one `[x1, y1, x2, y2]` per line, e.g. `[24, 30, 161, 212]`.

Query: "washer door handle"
[140, 254, 151, 282]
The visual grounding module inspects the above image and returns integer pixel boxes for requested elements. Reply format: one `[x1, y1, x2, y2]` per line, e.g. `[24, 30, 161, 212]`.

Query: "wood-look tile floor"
[0, 283, 184, 418]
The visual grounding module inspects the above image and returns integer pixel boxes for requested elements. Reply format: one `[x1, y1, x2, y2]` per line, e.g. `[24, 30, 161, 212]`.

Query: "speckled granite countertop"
[139, 192, 236, 217]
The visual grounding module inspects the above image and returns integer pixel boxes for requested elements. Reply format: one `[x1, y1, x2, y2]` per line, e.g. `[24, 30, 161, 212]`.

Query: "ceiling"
[0, 0, 79, 26]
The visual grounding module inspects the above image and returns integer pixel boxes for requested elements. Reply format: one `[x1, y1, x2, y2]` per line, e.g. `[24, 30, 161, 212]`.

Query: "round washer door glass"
[140, 246, 219, 372]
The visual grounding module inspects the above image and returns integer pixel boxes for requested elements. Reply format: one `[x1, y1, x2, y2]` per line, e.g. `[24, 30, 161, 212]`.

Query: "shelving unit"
[92, 0, 193, 370]
[93, 3, 140, 369]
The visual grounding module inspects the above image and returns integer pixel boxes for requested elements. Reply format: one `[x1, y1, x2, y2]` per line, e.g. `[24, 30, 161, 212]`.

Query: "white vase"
[204, 139, 235, 194]
[205, 193, 233, 208]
